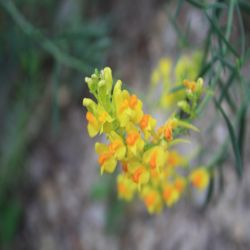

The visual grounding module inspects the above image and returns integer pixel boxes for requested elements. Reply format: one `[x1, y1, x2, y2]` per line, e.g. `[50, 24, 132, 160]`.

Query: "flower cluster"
[83, 67, 209, 214]
[151, 52, 202, 110]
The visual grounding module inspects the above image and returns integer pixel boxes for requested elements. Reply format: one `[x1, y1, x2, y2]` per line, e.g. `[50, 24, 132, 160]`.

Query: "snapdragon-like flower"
[189, 167, 209, 190]
[83, 66, 209, 214]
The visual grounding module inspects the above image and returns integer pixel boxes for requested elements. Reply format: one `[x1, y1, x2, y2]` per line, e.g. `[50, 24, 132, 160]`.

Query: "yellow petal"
[102, 158, 117, 174]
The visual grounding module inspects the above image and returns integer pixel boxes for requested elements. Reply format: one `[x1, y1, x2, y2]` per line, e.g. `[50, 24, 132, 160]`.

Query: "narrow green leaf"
[206, 2, 227, 10]
[215, 55, 239, 72]
[239, 0, 250, 13]
[203, 173, 214, 207]
[205, 12, 239, 57]
[168, 15, 189, 47]
[169, 85, 185, 93]
[217, 78, 237, 112]
[199, 56, 218, 77]
[218, 69, 237, 105]
[237, 103, 248, 159]
[186, 0, 206, 9]
[224, 0, 235, 47]
[236, 3, 246, 59]
[215, 99, 243, 178]
[218, 166, 224, 193]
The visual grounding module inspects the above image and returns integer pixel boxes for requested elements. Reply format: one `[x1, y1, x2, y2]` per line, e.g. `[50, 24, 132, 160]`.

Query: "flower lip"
[144, 192, 156, 207]
[164, 125, 173, 141]
[132, 166, 144, 183]
[98, 152, 111, 165]
[149, 151, 157, 169]
[129, 95, 138, 109]
[140, 114, 150, 129]
[109, 140, 121, 153]
[86, 111, 95, 123]
[126, 131, 139, 146]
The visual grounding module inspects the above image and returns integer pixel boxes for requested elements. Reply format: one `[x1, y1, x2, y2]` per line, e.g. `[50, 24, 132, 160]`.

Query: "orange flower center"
[86, 111, 95, 123]
[119, 95, 138, 112]
[183, 80, 196, 92]
[129, 95, 138, 109]
[118, 183, 127, 194]
[149, 151, 157, 169]
[98, 152, 111, 165]
[132, 166, 144, 183]
[163, 186, 174, 200]
[192, 173, 203, 188]
[140, 114, 150, 129]
[126, 131, 139, 146]
[164, 125, 173, 141]
[144, 192, 156, 207]
[175, 179, 185, 192]
[167, 153, 177, 166]
[109, 140, 121, 153]
[150, 169, 159, 178]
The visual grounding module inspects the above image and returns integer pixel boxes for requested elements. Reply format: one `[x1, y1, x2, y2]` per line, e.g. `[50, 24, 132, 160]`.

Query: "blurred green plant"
[170, 0, 250, 204]
[0, 0, 110, 247]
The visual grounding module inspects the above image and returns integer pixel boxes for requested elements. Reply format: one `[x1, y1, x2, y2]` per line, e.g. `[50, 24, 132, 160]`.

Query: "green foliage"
[171, 0, 250, 204]
[0, 0, 110, 246]
[0, 199, 22, 246]
[90, 175, 114, 201]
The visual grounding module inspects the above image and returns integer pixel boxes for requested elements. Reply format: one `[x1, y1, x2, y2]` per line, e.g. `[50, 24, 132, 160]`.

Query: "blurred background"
[1, 0, 250, 249]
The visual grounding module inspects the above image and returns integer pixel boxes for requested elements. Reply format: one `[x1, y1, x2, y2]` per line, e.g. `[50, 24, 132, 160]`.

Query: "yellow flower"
[83, 98, 113, 137]
[164, 123, 173, 141]
[183, 79, 196, 92]
[117, 174, 136, 201]
[159, 57, 172, 79]
[95, 133, 126, 174]
[85, 111, 100, 137]
[128, 161, 149, 188]
[108, 131, 126, 160]
[162, 118, 199, 142]
[84, 66, 206, 214]
[160, 89, 185, 109]
[166, 151, 186, 168]
[126, 125, 144, 156]
[151, 57, 172, 87]
[174, 177, 187, 194]
[113, 80, 143, 127]
[141, 187, 163, 214]
[143, 146, 167, 172]
[139, 114, 157, 139]
[189, 167, 209, 190]
[175, 52, 202, 83]
[163, 183, 180, 207]
[151, 68, 160, 86]
[83, 98, 99, 137]
[95, 143, 116, 174]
